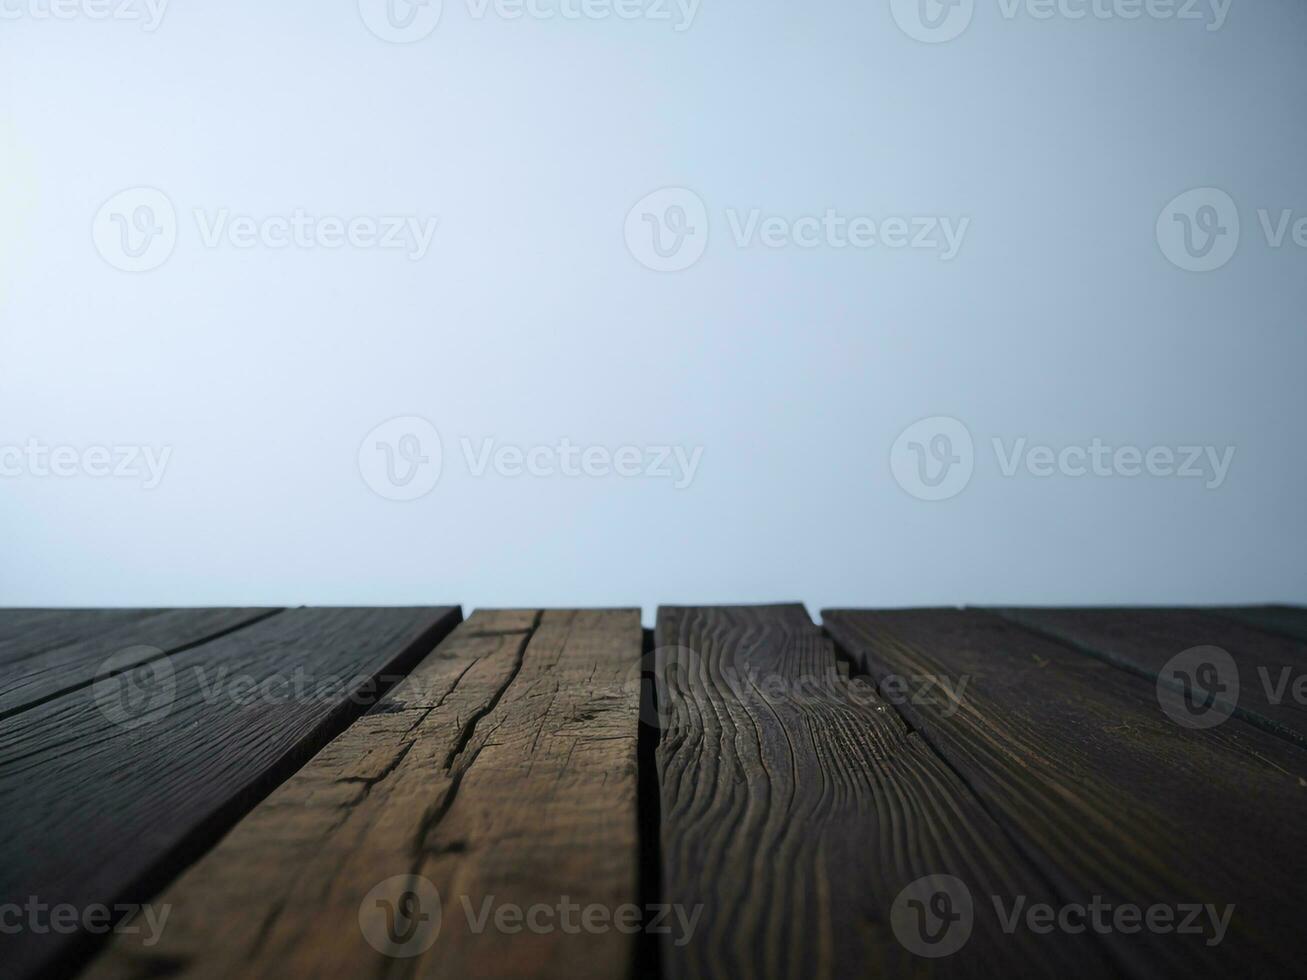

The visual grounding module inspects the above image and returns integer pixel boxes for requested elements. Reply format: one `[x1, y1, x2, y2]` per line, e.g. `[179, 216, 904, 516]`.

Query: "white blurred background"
[2, 0, 1305, 619]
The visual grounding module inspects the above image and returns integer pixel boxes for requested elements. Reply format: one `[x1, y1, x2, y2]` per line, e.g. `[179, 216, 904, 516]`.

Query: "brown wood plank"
[824, 607, 1307, 977]
[994, 607, 1307, 745]
[89, 608, 643, 980]
[654, 604, 1114, 980]
[0, 607, 279, 719]
[0, 605, 460, 980]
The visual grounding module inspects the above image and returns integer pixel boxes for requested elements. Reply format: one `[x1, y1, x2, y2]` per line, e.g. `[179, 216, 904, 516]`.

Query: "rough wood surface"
[824, 608, 1307, 978]
[0, 607, 278, 719]
[0, 609, 158, 666]
[1211, 604, 1307, 644]
[90, 608, 643, 980]
[0, 606, 460, 980]
[995, 606, 1307, 745]
[654, 604, 1112, 980]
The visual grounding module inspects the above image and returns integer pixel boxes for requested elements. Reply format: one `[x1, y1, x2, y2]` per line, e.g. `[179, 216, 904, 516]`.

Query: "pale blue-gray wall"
[2, 0, 1304, 619]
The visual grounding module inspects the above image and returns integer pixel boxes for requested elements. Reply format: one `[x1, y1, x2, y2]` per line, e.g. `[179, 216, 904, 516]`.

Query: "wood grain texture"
[654, 605, 1113, 980]
[0, 607, 279, 719]
[0, 609, 158, 666]
[0, 606, 460, 980]
[1210, 605, 1307, 644]
[657, 604, 815, 637]
[824, 608, 1307, 978]
[90, 608, 643, 980]
[995, 606, 1307, 745]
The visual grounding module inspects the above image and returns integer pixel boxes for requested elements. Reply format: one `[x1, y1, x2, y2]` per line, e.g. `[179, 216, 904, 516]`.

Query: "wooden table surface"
[1, 604, 1304, 979]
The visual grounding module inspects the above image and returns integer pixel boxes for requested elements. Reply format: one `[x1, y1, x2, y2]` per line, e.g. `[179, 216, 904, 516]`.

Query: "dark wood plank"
[994, 607, 1307, 745]
[0, 609, 159, 666]
[1210, 605, 1307, 644]
[90, 608, 643, 980]
[655, 605, 1114, 980]
[824, 608, 1307, 978]
[0, 607, 279, 720]
[658, 603, 815, 637]
[0, 605, 460, 980]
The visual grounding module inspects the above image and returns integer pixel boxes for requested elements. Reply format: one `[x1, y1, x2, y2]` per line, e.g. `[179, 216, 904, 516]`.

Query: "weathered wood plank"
[657, 603, 815, 636]
[655, 605, 1114, 980]
[0, 609, 159, 666]
[0, 606, 460, 980]
[824, 608, 1307, 978]
[994, 607, 1307, 745]
[1210, 604, 1307, 644]
[90, 608, 643, 980]
[0, 607, 279, 719]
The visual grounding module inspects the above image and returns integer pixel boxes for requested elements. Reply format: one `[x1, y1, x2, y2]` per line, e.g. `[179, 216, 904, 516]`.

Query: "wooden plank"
[0, 605, 460, 980]
[0, 607, 279, 719]
[824, 608, 1307, 977]
[658, 603, 815, 637]
[0, 609, 159, 666]
[1210, 604, 1307, 644]
[90, 608, 643, 980]
[654, 605, 1114, 980]
[994, 607, 1307, 746]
